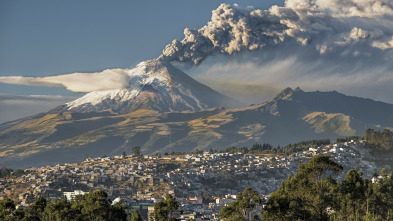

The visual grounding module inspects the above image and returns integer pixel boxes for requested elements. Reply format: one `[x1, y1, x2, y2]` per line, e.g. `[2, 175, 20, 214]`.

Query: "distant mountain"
[53, 60, 241, 113]
[2, 86, 393, 169]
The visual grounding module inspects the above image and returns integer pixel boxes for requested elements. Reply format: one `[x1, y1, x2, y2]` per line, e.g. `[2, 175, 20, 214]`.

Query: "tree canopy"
[129, 208, 142, 221]
[153, 194, 179, 221]
[0, 190, 127, 221]
[263, 155, 343, 220]
[263, 155, 393, 220]
[219, 187, 263, 221]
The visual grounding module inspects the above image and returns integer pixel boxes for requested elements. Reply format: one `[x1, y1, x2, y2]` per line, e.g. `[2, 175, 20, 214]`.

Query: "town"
[0, 140, 382, 220]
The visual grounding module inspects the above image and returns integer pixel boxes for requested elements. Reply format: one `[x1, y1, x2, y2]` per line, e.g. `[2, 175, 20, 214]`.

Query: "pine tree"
[263, 155, 342, 220]
[129, 209, 142, 221]
[220, 187, 262, 220]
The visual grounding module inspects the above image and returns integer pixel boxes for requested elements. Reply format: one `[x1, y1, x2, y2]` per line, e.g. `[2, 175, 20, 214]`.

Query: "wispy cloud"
[184, 49, 393, 104]
[0, 69, 131, 92]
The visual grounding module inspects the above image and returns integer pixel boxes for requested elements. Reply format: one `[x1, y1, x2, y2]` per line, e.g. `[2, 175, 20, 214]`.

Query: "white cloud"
[372, 36, 393, 49]
[0, 69, 131, 92]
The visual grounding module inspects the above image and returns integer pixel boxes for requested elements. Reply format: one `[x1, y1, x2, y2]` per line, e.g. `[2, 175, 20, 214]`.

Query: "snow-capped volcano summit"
[57, 60, 241, 113]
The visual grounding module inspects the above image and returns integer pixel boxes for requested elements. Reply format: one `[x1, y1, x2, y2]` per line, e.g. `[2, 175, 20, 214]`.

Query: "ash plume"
[158, 0, 393, 64]
[158, 0, 393, 104]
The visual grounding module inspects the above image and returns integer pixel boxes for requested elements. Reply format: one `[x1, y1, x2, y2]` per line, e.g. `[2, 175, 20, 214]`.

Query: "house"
[63, 190, 87, 201]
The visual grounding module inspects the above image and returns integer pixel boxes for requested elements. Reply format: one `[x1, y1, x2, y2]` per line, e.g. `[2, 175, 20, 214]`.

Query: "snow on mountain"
[59, 60, 241, 113]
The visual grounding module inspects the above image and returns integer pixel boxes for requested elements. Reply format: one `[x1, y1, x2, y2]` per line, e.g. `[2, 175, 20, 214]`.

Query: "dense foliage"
[263, 155, 343, 220]
[0, 190, 127, 221]
[219, 187, 263, 221]
[278, 139, 331, 155]
[222, 139, 331, 155]
[129, 209, 142, 221]
[364, 129, 393, 151]
[153, 194, 179, 221]
[0, 167, 28, 179]
[336, 136, 362, 143]
[262, 155, 393, 220]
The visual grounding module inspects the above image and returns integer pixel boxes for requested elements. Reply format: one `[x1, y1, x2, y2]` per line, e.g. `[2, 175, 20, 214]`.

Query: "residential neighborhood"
[0, 140, 382, 220]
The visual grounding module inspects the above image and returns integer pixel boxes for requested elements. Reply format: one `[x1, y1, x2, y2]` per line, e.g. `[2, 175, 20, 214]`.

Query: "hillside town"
[0, 140, 381, 220]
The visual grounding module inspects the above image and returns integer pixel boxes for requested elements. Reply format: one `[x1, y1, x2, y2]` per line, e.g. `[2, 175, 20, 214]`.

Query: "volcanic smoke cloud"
[157, 0, 393, 103]
[159, 0, 393, 64]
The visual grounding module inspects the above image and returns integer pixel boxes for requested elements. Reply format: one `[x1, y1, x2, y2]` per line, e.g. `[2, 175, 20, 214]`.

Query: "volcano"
[53, 60, 241, 114]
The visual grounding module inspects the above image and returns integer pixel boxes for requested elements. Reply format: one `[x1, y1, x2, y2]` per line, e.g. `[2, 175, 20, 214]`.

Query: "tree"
[110, 199, 128, 221]
[381, 168, 388, 179]
[13, 208, 25, 220]
[364, 128, 393, 151]
[337, 169, 366, 219]
[263, 155, 343, 221]
[153, 194, 179, 221]
[165, 194, 178, 220]
[24, 196, 47, 220]
[81, 190, 111, 220]
[0, 167, 14, 178]
[153, 201, 168, 221]
[0, 197, 17, 220]
[0, 197, 25, 221]
[219, 187, 262, 221]
[371, 172, 393, 219]
[364, 178, 373, 216]
[71, 190, 127, 221]
[15, 190, 128, 221]
[202, 190, 211, 204]
[129, 209, 142, 221]
[42, 198, 74, 221]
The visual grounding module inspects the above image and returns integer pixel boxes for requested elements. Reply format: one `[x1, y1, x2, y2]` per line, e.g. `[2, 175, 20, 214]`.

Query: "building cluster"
[0, 140, 379, 220]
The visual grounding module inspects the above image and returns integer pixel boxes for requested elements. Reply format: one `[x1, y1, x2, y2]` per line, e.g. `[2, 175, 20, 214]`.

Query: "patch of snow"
[64, 59, 240, 113]
[66, 60, 173, 110]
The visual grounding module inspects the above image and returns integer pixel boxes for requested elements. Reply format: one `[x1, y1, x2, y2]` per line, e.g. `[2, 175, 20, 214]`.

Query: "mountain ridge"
[1, 87, 393, 169]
